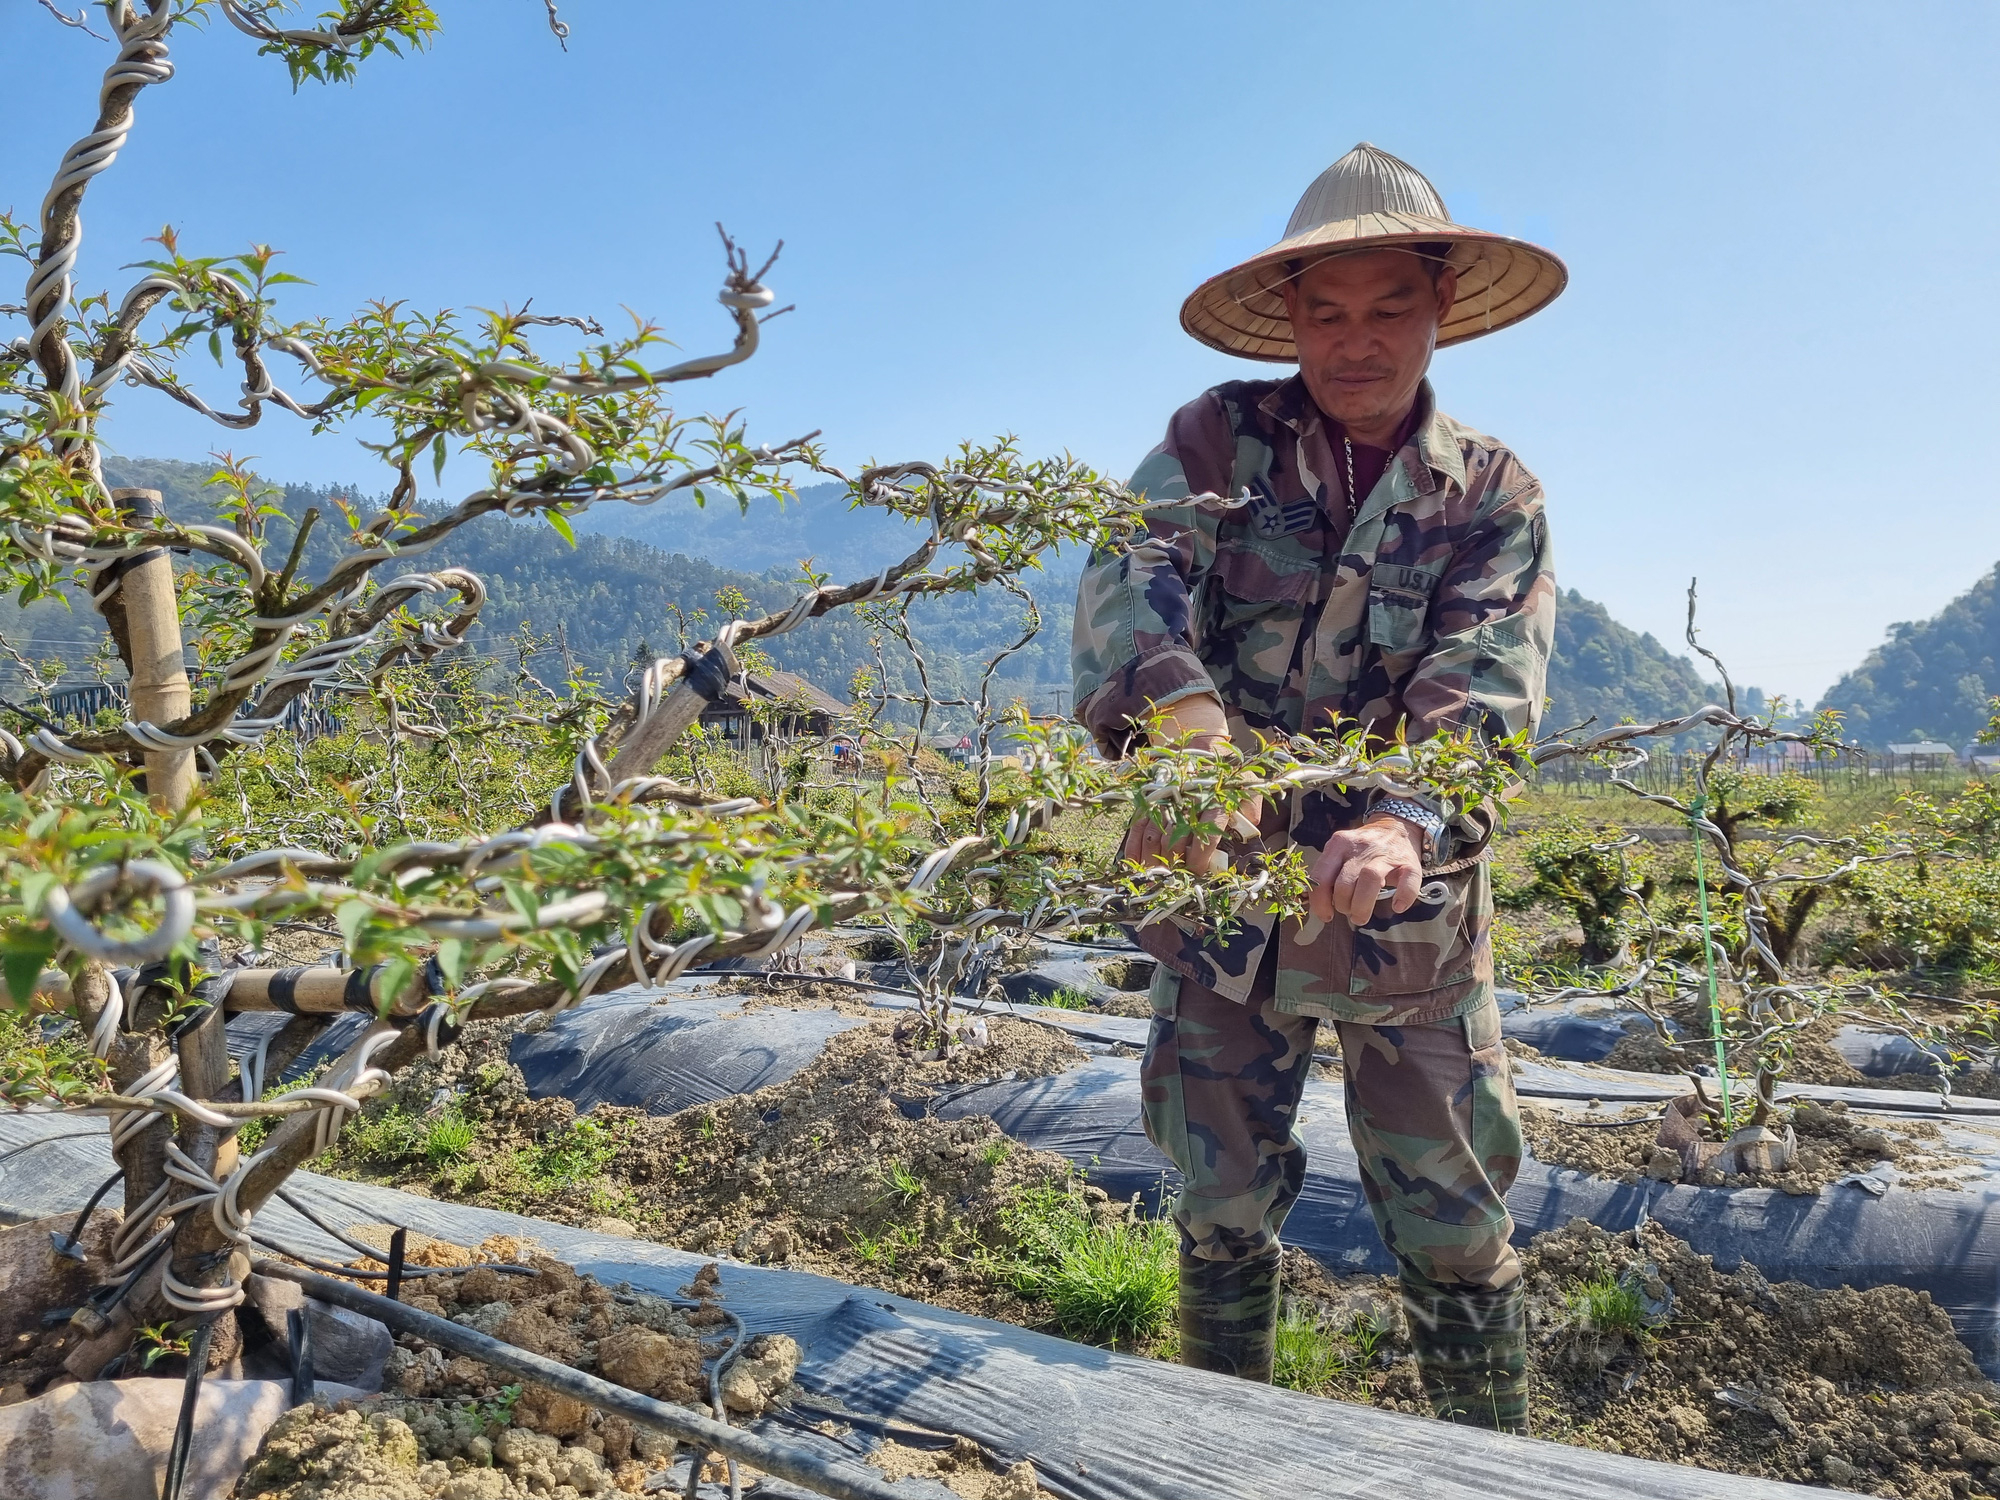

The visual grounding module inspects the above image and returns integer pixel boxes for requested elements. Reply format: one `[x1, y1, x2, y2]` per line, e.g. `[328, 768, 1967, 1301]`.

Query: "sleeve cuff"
[1076, 647, 1219, 757]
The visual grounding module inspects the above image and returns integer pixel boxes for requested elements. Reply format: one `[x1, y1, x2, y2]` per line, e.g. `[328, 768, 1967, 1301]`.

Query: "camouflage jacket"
[1071, 376, 1555, 1024]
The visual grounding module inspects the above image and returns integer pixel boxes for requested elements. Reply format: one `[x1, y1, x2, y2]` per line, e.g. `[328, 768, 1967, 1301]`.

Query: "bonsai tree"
[1526, 585, 1933, 1147]
[0, 0, 1516, 1399]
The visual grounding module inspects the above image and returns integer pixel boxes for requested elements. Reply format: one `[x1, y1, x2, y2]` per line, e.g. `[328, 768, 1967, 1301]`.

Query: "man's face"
[1279, 249, 1458, 436]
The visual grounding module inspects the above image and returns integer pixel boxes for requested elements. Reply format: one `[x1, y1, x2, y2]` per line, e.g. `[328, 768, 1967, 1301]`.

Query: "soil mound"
[1520, 1098, 1965, 1193]
[326, 1013, 1105, 1320]
[1283, 1220, 2000, 1498]
[1599, 1008, 1988, 1097]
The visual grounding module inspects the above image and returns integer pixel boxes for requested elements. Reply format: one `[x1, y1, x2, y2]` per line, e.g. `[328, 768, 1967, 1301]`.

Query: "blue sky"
[6, 1, 1997, 705]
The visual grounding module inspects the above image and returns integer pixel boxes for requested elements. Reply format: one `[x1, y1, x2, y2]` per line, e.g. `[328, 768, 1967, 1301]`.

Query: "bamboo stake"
[110, 488, 195, 811]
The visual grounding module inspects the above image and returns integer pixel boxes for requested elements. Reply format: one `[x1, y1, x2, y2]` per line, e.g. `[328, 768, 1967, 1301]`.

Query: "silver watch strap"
[1374, 795, 1445, 853]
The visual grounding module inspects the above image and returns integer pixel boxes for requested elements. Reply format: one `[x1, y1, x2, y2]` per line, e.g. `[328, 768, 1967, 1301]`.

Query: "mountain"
[1542, 588, 1755, 736]
[574, 478, 931, 582]
[0, 458, 1075, 721]
[0, 458, 1748, 742]
[1818, 565, 2000, 749]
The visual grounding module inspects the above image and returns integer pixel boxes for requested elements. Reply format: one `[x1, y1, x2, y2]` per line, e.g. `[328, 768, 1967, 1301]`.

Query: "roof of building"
[1887, 741, 1959, 757]
[709, 669, 847, 719]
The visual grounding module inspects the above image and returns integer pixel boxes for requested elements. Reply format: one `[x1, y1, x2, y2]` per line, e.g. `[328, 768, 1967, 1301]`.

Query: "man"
[1071, 143, 1562, 1432]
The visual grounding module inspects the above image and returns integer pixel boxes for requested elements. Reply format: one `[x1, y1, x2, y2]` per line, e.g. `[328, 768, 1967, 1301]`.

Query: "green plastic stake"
[1689, 795, 1734, 1131]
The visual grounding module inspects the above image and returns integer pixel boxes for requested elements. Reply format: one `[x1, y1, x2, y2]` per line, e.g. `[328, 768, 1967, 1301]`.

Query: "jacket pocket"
[1348, 863, 1487, 998]
[1365, 561, 1446, 654]
[1202, 544, 1314, 717]
[1209, 542, 1315, 622]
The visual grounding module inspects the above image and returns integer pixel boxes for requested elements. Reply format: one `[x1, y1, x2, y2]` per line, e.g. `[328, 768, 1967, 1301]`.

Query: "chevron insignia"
[1247, 478, 1317, 539]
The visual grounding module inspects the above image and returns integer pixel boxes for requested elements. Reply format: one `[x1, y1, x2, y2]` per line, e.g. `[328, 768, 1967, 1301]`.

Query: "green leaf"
[3, 948, 48, 1009]
[435, 937, 465, 987]
[18, 871, 56, 917]
[334, 898, 373, 946]
[431, 433, 447, 483]
[543, 510, 576, 547]
[373, 955, 416, 1017]
[208, 330, 223, 366]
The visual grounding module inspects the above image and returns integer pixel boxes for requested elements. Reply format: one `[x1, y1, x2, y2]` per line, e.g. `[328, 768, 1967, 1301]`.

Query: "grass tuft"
[1274, 1304, 1353, 1393]
[878, 1158, 924, 1205]
[1041, 986, 1095, 1011]
[423, 1111, 477, 1166]
[1001, 1183, 1177, 1347]
[1569, 1271, 1651, 1338]
[514, 1117, 618, 1191]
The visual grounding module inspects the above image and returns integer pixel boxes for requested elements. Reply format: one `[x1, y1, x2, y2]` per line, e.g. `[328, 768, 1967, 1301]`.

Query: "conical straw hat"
[1181, 142, 1567, 360]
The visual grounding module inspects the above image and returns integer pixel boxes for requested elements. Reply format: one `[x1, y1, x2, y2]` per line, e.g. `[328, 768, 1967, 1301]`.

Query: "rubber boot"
[1401, 1274, 1529, 1434]
[1178, 1247, 1280, 1382]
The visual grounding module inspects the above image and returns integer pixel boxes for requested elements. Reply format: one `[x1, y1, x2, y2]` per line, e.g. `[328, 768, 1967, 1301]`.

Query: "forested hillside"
[1542, 589, 1753, 734]
[0, 459, 1749, 739]
[1818, 564, 2000, 748]
[0, 459, 1072, 721]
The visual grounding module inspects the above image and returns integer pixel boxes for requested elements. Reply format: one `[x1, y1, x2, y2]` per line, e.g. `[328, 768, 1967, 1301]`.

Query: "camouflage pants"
[1141, 966, 1523, 1290]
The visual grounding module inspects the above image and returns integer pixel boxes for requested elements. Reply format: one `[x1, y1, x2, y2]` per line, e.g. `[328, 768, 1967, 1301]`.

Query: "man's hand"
[1307, 815, 1426, 926]
[1123, 808, 1227, 874]
[1121, 692, 1259, 875]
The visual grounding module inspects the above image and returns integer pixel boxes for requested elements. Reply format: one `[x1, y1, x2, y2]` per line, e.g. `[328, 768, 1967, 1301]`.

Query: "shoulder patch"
[1246, 475, 1317, 539]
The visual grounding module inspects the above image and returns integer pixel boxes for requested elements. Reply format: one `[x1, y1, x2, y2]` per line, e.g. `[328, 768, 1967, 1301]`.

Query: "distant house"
[699, 669, 847, 746]
[1886, 741, 1959, 771]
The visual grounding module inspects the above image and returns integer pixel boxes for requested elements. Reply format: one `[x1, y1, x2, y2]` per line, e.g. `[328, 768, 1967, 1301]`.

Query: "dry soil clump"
[867, 1434, 1041, 1499]
[1283, 1219, 2000, 1498]
[235, 1253, 799, 1499]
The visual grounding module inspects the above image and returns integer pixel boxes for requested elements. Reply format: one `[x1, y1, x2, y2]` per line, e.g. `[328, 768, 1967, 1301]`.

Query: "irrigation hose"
[251, 1258, 908, 1500]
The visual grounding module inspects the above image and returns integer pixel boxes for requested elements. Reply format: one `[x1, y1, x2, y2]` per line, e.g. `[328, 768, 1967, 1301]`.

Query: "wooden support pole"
[220, 966, 404, 1017]
[109, 488, 195, 812]
[605, 645, 726, 780]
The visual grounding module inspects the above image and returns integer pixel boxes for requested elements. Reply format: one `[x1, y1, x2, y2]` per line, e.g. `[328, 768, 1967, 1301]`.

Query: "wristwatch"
[1372, 796, 1445, 860]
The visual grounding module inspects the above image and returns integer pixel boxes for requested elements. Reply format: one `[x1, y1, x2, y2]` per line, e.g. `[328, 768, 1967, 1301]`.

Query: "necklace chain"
[1342, 434, 1359, 519]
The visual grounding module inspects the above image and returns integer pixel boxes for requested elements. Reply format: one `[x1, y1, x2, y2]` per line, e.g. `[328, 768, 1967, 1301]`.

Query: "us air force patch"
[1247, 477, 1317, 540]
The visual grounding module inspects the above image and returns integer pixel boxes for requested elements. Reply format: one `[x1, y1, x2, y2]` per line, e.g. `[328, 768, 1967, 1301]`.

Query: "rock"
[0, 1213, 120, 1345]
[632, 1425, 676, 1463]
[460, 1266, 529, 1304]
[237, 1406, 430, 1500]
[994, 1459, 1041, 1500]
[495, 1424, 562, 1468]
[495, 1304, 582, 1362]
[1666, 1404, 1710, 1439]
[719, 1333, 801, 1415]
[455, 1301, 514, 1336]
[0, 1377, 294, 1500]
[557, 1443, 613, 1494]
[439, 1469, 513, 1500]
[1822, 1453, 1859, 1484]
[243, 1272, 306, 1332]
[597, 1327, 701, 1403]
[495, 1424, 568, 1491]
[598, 1415, 635, 1466]
[1644, 1147, 1683, 1182]
[580, 1216, 638, 1238]
[515, 1382, 592, 1438]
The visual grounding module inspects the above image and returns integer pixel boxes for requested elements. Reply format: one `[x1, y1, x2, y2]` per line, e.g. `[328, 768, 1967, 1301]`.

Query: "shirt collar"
[1258, 376, 1466, 495]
